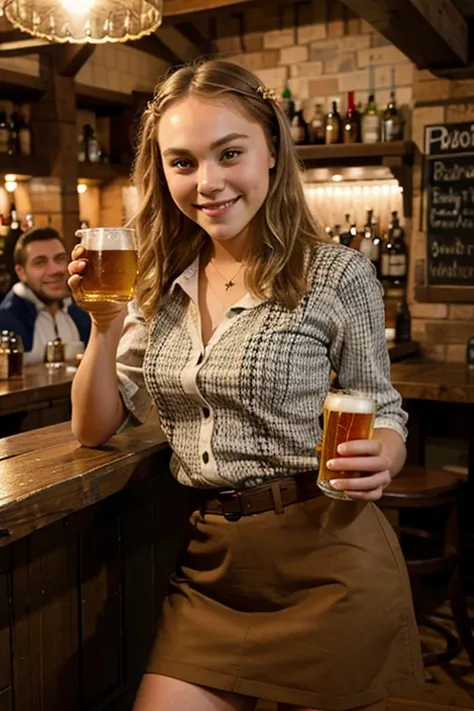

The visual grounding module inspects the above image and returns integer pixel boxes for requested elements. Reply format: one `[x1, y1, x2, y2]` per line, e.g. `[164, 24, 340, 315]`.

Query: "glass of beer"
[75, 227, 137, 303]
[317, 389, 376, 501]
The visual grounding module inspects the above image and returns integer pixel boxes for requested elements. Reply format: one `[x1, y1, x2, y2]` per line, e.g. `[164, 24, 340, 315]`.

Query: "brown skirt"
[147, 491, 424, 710]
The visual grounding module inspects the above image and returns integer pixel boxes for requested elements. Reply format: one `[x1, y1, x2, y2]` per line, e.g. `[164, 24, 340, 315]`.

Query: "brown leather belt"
[195, 471, 322, 521]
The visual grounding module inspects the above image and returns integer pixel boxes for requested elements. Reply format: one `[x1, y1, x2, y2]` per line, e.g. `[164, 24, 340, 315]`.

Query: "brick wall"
[76, 44, 168, 94]
[213, 1, 413, 128]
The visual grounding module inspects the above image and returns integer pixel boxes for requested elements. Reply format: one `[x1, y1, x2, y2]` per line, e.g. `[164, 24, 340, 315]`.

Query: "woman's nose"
[197, 162, 225, 195]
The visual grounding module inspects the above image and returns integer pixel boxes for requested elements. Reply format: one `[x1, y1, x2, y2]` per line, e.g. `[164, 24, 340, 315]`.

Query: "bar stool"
[379, 466, 474, 667]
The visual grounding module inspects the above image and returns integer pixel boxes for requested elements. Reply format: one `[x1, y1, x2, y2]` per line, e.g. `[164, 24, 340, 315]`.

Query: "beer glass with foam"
[75, 227, 137, 304]
[317, 389, 376, 500]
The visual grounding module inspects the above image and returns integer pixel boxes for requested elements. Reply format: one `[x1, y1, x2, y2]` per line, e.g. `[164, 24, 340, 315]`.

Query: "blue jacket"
[0, 289, 91, 352]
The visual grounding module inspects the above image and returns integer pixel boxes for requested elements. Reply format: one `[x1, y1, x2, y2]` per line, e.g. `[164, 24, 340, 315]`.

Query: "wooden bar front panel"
[0, 452, 188, 711]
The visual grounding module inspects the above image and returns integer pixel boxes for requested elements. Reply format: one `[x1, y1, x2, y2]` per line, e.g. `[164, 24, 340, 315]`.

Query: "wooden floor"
[256, 599, 474, 711]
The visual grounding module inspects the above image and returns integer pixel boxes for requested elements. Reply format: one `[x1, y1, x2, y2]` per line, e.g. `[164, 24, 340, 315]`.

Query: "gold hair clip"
[257, 85, 278, 102]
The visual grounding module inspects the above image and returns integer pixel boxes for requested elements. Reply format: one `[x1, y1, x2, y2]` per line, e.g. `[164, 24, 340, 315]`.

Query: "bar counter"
[0, 419, 189, 711]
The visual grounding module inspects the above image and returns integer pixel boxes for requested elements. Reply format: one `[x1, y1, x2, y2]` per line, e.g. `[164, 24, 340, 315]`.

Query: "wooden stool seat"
[379, 466, 474, 668]
[384, 466, 459, 500]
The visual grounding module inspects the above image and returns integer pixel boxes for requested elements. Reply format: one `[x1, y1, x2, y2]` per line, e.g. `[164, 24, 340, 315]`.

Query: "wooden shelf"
[75, 84, 133, 117]
[0, 154, 50, 179]
[0, 69, 46, 102]
[296, 140, 415, 166]
[415, 285, 474, 303]
[77, 162, 131, 182]
[297, 140, 416, 217]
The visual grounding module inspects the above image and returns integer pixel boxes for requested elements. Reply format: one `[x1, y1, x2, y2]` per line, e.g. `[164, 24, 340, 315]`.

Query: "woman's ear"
[269, 152, 276, 170]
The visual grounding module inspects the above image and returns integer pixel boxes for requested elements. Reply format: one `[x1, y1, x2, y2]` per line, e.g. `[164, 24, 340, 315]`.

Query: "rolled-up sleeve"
[116, 300, 152, 426]
[328, 254, 408, 441]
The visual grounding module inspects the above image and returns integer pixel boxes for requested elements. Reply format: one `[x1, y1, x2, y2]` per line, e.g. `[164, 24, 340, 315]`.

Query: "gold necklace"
[209, 259, 244, 291]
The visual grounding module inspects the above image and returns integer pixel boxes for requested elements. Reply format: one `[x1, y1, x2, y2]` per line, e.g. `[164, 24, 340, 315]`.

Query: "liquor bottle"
[308, 103, 325, 145]
[361, 94, 380, 144]
[343, 91, 361, 144]
[382, 90, 403, 142]
[8, 106, 21, 156]
[380, 211, 408, 286]
[18, 110, 33, 156]
[3, 202, 23, 286]
[395, 299, 411, 342]
[325, 100, 342, 145]
[467, 337, 474, 371]
[281, 85, 294, 124]
[0, 111, 9, 154]
[83, 124, 100, 163]
[339, 213, 356, 247]
[359, 209, 375, 260]
[290, 101, 308, 145]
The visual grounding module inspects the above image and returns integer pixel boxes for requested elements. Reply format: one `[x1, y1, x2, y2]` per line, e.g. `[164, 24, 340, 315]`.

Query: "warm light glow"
[4, 174, 16, 182]
[60, 0, 94, 14]
[5, 181, 17, 193]
[332, 174, 343, 182]
[77, 183, 88, 194]
[5, 0, 162, 44]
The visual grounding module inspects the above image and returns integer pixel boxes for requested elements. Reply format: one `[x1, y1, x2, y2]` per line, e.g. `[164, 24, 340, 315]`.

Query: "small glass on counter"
[0, 330, 24, 380]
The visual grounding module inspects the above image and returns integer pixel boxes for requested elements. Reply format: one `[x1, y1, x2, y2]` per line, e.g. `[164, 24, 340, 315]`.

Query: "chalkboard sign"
[425, 122, 474, 286]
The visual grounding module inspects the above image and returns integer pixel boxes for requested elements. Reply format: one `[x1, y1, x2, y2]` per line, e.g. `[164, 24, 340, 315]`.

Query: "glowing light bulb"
[4, 174, 16, 182]
[332, 174, 343, 182]
[5, 181, 17, 193]
[77, 183, 88, 194]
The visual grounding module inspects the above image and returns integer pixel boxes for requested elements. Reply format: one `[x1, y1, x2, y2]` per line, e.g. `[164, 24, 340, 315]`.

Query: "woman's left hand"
[325, 439, 392, 501]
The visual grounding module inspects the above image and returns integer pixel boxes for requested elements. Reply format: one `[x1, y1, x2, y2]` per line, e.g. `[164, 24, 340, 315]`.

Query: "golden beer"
[317, 390, 375, 500]
[75, 227, 137, 304]
[81, 249, 137, 303]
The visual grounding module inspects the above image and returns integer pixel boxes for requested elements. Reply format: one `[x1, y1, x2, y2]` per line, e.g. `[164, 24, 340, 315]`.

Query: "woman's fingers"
[327, 455, 391, 473]
[331, 470, 391, 491]
[68, 259, 87, 276]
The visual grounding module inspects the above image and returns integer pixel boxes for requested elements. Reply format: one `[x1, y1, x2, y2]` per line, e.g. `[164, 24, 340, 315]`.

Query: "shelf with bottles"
[414, 285, 474, 304]
[75, 84, 134, 118]
[0, 155, 50, 180]
[77, 162, 131, 183]
[0, 69, 47, 104]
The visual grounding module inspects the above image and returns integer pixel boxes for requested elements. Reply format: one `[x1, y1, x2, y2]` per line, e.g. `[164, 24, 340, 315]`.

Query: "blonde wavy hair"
[132, 58, 325, 321]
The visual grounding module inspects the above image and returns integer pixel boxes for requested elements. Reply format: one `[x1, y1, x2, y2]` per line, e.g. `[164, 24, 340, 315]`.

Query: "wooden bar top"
[391, 362, 474, 403]
[0, 417, 168, 546]
[0, 363, 76, 414]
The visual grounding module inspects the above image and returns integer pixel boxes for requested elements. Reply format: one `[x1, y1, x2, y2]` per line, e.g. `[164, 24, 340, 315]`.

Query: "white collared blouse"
[116, 241, 407, 489]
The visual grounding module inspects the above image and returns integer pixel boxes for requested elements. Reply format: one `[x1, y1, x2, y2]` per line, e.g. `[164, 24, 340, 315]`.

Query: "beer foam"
[324, 391, 374, 414]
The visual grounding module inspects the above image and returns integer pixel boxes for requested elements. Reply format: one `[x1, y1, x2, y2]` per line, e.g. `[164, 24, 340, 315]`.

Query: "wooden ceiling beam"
[55, 44, 96, 77]
[338, 0, 469, 69]
[175, 22, 210, 54]
[131, 34, 182, 65]
[163, 0, 254, 16]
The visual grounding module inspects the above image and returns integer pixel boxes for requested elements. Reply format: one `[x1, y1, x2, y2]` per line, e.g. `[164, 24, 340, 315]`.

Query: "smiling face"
[158, 95, 276, 248]
[15, 239, 69, 304]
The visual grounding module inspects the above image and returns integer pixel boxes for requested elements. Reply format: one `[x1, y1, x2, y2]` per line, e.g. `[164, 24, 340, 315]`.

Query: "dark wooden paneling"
[11, 522, 79, 711]
[0, 688, 12, 711]
[79, 500, 122, 709]
[0, 571, 11, 693]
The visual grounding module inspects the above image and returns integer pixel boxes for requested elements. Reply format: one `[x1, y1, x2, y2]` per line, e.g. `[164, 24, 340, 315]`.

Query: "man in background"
[0, 226, 90, 365]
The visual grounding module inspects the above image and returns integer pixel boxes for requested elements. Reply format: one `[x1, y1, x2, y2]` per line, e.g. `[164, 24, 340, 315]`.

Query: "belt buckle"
[217, 489, 243, 521]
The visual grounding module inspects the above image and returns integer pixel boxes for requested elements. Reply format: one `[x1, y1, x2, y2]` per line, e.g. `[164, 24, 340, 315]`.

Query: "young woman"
[68, 59, 424, 711]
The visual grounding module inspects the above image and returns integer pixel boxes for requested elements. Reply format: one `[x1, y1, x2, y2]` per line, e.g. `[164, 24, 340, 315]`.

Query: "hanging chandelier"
[3, 0, 163, 44]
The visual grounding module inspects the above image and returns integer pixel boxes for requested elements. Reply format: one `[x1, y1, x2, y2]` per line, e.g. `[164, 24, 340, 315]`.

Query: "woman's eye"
[221, 149, 241, 162]
[172, 159, 193, 170]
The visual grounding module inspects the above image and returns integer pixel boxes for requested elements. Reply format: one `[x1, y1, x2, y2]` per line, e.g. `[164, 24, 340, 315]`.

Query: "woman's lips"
[195, 196, 240, 217]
